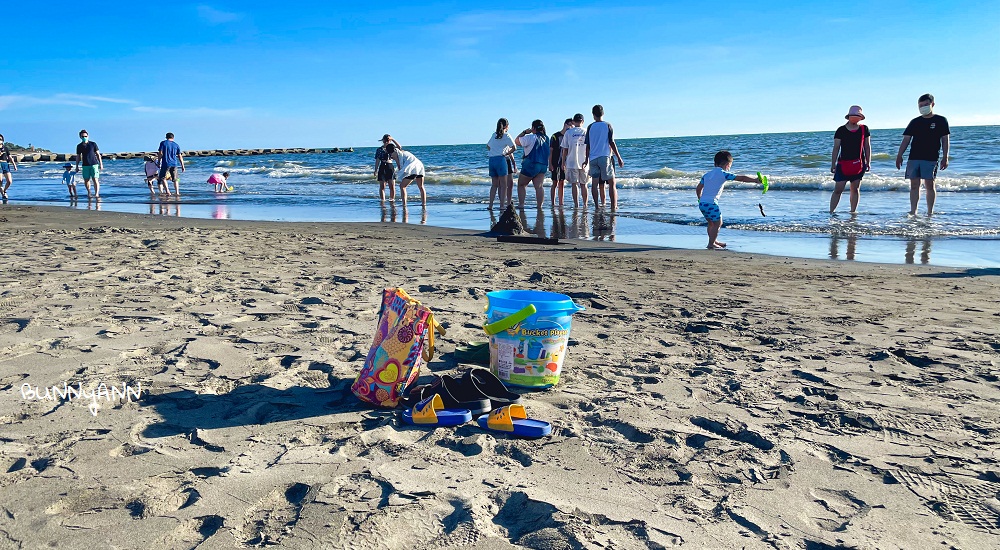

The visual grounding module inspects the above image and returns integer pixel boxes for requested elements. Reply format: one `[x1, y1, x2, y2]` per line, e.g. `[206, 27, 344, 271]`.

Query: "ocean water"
[7, 126, 999, 267]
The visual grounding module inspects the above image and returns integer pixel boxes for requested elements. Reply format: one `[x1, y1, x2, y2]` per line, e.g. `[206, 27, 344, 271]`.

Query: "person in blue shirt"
[514, 120, 550, 208]
[156, 132, 185, 196]
[696, 150, 764, 250]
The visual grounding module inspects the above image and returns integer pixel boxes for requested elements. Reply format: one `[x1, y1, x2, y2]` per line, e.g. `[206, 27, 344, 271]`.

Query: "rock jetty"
[10, 147, 355, 163]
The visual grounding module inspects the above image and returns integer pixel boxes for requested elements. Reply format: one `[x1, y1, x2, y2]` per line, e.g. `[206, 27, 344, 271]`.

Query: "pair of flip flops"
[402, 368, 522, 417]
[401, 368, 550, 439]
[402, 395, 551, 438]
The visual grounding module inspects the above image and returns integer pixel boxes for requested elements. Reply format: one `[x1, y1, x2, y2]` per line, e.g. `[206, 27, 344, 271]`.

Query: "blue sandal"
[402, 394, 471, 427]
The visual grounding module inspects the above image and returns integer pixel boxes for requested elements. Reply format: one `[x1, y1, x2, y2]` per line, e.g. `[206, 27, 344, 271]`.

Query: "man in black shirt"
[75, 129, 104, 199]
[896, 94, 950, 215]
[374, 134, 400, 202]
[549, 119, 571, 206]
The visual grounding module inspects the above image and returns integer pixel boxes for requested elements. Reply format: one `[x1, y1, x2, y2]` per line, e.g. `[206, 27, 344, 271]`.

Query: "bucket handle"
[483, 304, 536, 335]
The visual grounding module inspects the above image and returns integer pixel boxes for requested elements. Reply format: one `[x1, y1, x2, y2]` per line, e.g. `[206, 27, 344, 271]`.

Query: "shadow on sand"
[139, 379, 384, 438]
[917, 268, 1000, 279]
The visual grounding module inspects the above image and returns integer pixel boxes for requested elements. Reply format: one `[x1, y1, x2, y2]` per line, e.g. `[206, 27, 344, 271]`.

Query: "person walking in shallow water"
[830, 105, 871, 213]
[0, 134, 17, 200]
[896, 93, 950, 216]
[157, 132, 185, 197]
[75, 129, 103, 198]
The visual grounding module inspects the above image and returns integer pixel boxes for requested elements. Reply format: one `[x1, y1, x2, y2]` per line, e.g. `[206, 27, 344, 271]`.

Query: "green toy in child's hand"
[757, 172, 769, 194]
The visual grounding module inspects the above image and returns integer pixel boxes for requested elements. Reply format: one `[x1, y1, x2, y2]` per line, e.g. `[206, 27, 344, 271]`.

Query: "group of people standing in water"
[487, 104, 624, 210]
[481, 95, 949, 223]
[827, 94, 950, 216]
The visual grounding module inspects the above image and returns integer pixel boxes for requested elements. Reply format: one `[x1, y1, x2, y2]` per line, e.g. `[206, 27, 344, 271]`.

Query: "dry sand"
[0, 205, 998, 549]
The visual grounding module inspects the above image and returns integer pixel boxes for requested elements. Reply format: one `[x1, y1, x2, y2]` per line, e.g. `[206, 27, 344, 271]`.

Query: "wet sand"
[0, 205, 998, 549]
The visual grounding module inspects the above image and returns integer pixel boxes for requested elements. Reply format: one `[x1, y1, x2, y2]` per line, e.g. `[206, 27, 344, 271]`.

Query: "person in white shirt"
[386, 143, 427, 206]
[696, 150, 764, 250]
[560, 113, 588, 207]
[487, 118, 516, 209]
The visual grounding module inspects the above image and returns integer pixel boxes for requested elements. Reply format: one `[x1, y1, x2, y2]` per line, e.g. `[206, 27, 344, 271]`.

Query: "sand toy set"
[352, 287, 585, 438]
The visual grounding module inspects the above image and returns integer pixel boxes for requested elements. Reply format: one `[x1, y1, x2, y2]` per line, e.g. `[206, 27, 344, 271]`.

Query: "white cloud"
[434, 8, 604, 51]
[197, 5, 243, 25]
[132, 106, 250, 117]
[0, 94, 137, 110]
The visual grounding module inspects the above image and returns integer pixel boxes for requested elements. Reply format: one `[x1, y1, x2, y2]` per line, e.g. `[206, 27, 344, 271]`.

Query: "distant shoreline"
[10, 147, 356, 163]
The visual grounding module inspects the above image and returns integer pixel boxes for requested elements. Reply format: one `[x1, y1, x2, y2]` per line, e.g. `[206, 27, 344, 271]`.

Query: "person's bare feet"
[715, 241, 727, 248]
[707, 243, 726, 250]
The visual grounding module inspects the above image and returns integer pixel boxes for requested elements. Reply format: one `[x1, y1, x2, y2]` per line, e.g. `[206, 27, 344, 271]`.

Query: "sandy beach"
[0, 204, 998, 549]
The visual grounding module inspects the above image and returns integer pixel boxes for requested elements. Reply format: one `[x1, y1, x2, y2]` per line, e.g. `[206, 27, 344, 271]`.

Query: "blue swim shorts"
[905, 160, 938, 180]
[699, 201, 722, 222]
[520, 159, 547, 178]
[0, 162, 8, 174]
[489, 155, 509, 177]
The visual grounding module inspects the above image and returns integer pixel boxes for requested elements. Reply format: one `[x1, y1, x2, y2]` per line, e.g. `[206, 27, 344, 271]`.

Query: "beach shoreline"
[10, 199, 1000, 269]
[0, 205, 998, 548]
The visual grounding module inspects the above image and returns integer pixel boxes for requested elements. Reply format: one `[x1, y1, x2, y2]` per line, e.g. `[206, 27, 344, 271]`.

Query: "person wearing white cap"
[830, 105, 871, 213]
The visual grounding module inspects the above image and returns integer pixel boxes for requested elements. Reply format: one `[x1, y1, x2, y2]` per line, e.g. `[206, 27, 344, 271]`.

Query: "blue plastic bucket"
[484, 290, 585, 388]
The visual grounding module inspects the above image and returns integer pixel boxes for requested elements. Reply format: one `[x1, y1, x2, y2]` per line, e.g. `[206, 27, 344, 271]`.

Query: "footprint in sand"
[237, 482, 313, 546]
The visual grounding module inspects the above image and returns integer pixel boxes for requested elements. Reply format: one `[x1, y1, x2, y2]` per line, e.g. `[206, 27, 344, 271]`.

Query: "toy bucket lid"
[485, 290, 585, 314]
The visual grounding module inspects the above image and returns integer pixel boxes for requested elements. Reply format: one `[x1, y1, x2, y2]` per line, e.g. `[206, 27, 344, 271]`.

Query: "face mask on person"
[919, 105, 932, 116]
[81, 137, 88, 143]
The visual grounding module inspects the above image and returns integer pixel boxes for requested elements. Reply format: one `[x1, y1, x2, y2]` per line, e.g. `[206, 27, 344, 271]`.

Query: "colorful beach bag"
[352, 287, 445, 408]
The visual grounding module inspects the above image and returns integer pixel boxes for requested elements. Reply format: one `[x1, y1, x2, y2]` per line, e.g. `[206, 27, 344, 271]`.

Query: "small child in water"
[207, 171, 231, 192]
[143, 156, 159, 194]
[62, 163, 78, 199]
[696, 150, 763, 250]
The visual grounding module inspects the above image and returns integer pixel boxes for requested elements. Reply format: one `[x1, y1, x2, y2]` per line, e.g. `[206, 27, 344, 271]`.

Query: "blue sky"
[2, 1, 998, 151]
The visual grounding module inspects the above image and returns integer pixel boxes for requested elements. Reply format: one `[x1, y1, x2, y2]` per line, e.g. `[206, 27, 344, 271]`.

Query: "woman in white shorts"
[387, 143, 426, 206]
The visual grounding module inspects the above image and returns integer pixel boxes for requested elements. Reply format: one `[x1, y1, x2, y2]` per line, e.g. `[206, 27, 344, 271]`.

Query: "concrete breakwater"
[10, 147, 355, 163]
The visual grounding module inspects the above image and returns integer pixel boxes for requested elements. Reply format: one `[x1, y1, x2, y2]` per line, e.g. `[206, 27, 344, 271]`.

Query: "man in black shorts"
[549, 119, 571, 206]
[374, 134, 400, 202]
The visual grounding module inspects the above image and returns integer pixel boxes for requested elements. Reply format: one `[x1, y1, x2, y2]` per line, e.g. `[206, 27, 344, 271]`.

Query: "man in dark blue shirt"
[157, 132, 185, 196]
[75, 129, 103, 198]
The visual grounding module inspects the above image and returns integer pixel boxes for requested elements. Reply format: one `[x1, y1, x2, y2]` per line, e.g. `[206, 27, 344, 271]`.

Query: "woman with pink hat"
[830, 105, 871, 213]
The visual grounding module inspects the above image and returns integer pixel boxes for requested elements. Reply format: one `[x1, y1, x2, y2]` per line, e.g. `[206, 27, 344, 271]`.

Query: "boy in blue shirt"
[62, 163, 78, 199]
[696, 151, 763, 250]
